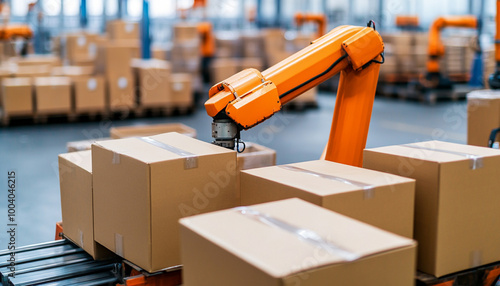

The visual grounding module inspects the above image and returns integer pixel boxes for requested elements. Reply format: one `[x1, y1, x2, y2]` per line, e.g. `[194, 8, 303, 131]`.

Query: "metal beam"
[102, 0, 107, 33]
[275, 0, 281, 27]
[378, 0, 383, 31]
[80, 0, 88, 28]
[256, 0, 263, 28]
[118, 0, 123, 19]
[141, 0, 151, 59]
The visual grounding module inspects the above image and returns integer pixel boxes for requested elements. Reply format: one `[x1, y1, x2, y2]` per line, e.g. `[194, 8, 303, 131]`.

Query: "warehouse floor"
[0, 92, 467, 248]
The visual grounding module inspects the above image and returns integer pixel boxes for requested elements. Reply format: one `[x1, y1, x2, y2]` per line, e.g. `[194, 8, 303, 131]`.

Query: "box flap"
[242, 160, 413, 196]
[180, 198, 415, 278]
[366, 141, 500, 164]
[94, 132, 234, 164]
[59, 150, 92, 173]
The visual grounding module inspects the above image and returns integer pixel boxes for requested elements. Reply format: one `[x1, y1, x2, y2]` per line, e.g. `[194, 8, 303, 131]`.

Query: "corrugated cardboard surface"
[180, 198, 416, 286]
[241, 160, 415, 238]
[107, 73, 135, 110]
[73, 76, 106, 112]
[92, 132, 239, 272]
[34, 77, 72, 114]
[170, 74, 192, 106]
[2, 77, 32, 115]
[363, 140, 500, 277]
[109, 123, 196, 139]
[467, 90, 500, 147]
[58, 150, 114, 259]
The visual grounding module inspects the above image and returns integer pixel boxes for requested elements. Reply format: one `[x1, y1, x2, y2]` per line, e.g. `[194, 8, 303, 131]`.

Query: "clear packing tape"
[235, 206, 361, 262]
[401, 144, 484, 170]
[279, 165, 375, 199]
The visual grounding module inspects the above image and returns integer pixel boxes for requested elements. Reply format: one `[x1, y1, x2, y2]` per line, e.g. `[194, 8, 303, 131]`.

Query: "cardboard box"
[241, 32, 263, 58]
[363, 140, 500, 277]
[14, 65, 51, 78]
[241, 160, 415, 238]
[108, 73, 135, 110]
[17, 55, 62, 67]
[52, 66, 94, 78]
[180, 198, 416, 286]
[291, 87, 317, 104]
[152, 46, 168, 60]
[95, 43, 135, 77]
[467, 90, 500, 147]
[92, 132, 239, 272]
[107, 20, 139, 40]
[132, 59, 171, 107]
[173, 23, 199, 43]
[171, 40, 200, 60]
[210, 58, 239, 84]
[2, 78, 33, 116]
[66, 138, 111, 152]
[73, 76, 106, 113]
[34, 77, 72, 114]
[170, 73, 192, 106]
[109, 123, 196, 139]
[58, 150, 115, 259]
[237, 142, 276, 171]
[215, 32, 242, 58]
[65, 33, 98, 62]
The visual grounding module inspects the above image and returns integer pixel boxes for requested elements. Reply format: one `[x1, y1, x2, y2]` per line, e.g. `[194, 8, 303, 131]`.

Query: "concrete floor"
[0, 92, 467, 248]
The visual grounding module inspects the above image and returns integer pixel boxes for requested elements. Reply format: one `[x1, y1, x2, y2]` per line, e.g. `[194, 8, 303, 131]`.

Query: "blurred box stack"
[171, 23, 201, 94]
[441, 35, 475, 81]
[483, 46, 495, 88]
[64, 32, 99, 68]
[131, 58, 171, 111]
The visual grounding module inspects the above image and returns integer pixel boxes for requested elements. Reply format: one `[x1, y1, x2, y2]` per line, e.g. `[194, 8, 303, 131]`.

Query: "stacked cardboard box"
[51, 66, 94, 79]
[215, 32, 242, 58]
[241, 31, 263, 59]
[381, 32, 415, 76]
[109, 123, 196, 139]
[262, 28, 290, 67]
[95, 43, 136, 110]
[171, 23, 201, 93]
[13, 65, 51, 78]
[58, 150, 116, 259]
[64, 32, 99, 65]
[131, 59, 171, 108]
[92, 132, 239, 272]
[34, 77, 72, 115]
[170, 73, 193, 108]
[241, 160, 415, 238]
[483, 47, 495, 88]
[467, 89, 500, 147]
[107, 20, 140, 40]
[364, 140, 500, 277]
[73, 76, 106, 114]
[2, 78, 33, 121]
[16, 54, 62, 68]
[442, 36, 475, 77]
[180, 198, 416, 286]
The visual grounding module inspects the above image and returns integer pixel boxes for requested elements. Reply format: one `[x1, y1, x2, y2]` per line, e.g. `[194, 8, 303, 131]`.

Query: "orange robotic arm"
[294, 12, 327, 38]
[395, 15, 419, 28]
[427, 16, 477, 74]
[205, 23, 384, 167]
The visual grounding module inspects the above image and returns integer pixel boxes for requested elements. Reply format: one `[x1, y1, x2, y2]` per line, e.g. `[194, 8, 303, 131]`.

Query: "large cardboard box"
[173, 23, 199, 43]
[363, 140, 500, 277]
[2, 78, 33, 116]
[92, 132, 239, 272]
[107, 20, 139, 40]
[58, 151, 115, 259]
[132, 59, 171, 107]
[467, 90, 500, 147]
[109, 123, 196, 139]
[170, 74, 193, 106]
[241, 32, 263, 58]
[108, 73, 135, 110]
[95, 43, 135, 77]
[210, 58, 239, 84]
[239, 57, 264, 71]
[73, 76, 106, 113]
[180, 198, 416, 286]
[241, 160, 415, 238]
[34, 77, 72, 114]
[65, 33, 98, 62]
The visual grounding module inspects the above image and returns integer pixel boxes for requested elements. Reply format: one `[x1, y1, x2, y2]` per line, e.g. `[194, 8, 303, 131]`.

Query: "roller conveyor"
[0, 239, 121, 286]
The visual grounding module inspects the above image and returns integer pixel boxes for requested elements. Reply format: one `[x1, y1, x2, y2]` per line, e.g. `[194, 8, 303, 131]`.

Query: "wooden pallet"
[377, 82, 475, 104]
[416, 261, 500, 286]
